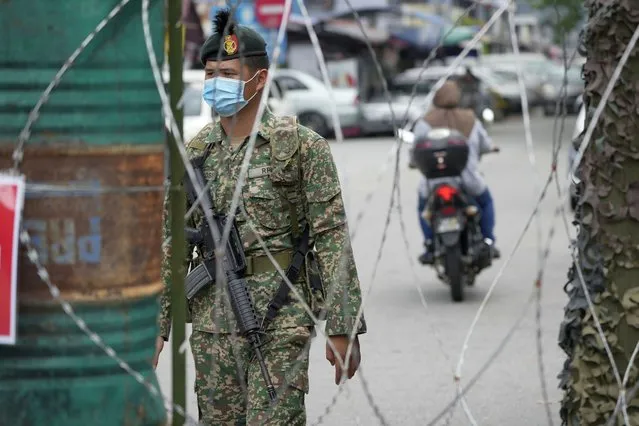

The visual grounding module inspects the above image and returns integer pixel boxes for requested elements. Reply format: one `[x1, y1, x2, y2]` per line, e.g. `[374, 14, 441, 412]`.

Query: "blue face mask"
[202, 71, 260, 117]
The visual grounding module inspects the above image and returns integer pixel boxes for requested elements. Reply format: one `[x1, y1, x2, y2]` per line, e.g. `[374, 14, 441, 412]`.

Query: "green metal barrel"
[0, 1, 168, 425]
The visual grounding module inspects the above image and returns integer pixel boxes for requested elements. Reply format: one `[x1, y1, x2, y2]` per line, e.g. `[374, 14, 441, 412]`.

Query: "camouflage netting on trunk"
[558, 1, 639, 425]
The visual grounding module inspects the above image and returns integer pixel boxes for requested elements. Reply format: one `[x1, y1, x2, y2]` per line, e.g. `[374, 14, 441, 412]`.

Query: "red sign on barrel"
[0, 174, 25, 345]
[255, 0, 286, 29]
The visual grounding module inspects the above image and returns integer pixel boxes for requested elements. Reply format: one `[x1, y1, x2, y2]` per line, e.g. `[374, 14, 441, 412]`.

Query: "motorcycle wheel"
[445, 245, 464, 302]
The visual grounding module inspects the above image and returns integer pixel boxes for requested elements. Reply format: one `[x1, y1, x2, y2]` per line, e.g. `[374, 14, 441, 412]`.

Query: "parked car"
[539, 64, 583, 116]
[390, 65, 519, 122]
[358, 94, 425, 136]
[442, 56, 541, 115]
[478, 53, 583, 115]
[272, 68, 361, 138]
[478, 66, 543, 109]
[180, 69, 212, 142]
[469, 66, 538, 118]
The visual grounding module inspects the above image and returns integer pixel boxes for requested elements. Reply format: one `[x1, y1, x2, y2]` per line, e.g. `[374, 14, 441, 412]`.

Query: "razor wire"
[17, 229, 200, 426]
[9, 0, 135, 172]
[507, 6, 554, 426]
[448, 19, 639, 426]
[8, 4, 552, 426]
[10, 0, 553, 423]
[188, 3, 501, 423]
[507, 17, 639, 426]
[153, 0, 388, 421]
[439, 11, 639, 426]
[2, 0, 199, 423]
[346, 0, 515, 385]
[142, 0, 361, 421]
[316, 2, 523, 423]
[308, 0, 584, 422]
[449, 3, 550, 423]
[6, 0, 637, 424]
[149, 0, 370, 420]
[143, 0, 259, 419]
[161, 0, 510, 422]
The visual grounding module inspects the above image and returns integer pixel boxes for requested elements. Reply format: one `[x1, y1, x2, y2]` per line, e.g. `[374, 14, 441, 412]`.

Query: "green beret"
[200, 9, 267, 64]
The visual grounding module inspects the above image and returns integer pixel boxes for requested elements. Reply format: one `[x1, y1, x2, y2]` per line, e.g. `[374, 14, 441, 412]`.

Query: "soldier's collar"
[207, 108, 275, 145]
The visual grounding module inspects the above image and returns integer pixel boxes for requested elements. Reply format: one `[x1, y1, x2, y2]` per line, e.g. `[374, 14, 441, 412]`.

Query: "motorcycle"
[401, 126, 495, 302]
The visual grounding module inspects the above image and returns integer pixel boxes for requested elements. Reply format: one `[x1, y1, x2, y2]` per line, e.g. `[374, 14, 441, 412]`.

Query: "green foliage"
[529, 0, 585, 44]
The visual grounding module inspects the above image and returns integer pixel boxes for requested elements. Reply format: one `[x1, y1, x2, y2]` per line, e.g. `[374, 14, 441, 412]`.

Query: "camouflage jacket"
[158, 109, 367, 337]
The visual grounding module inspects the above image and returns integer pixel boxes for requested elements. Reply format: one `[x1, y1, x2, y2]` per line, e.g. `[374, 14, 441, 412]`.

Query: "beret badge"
[224, 34, 239, 55]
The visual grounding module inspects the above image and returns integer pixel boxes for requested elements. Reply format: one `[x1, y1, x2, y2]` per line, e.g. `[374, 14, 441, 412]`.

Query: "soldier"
[153, 9, 367, 426]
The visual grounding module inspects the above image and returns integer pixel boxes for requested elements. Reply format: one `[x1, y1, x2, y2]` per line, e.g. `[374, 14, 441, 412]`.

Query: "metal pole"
[167, 0, 186, 424]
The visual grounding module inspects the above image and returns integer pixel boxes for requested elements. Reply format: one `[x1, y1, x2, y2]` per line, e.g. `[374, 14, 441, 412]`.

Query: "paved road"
[156, 113, 580, 425]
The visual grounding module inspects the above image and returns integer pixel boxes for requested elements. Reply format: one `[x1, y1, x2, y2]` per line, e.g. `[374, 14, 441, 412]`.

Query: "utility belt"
[185, 251, 293, 299]
[185, 224, 326, 326]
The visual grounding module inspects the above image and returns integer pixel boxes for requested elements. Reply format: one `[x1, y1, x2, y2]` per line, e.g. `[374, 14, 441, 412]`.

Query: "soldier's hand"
[326, 335, 361, 385]
[152, 336, 165, 369]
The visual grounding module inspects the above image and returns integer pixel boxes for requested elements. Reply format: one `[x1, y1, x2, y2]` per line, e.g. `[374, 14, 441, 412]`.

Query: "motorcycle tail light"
[435, 185, 458, 202]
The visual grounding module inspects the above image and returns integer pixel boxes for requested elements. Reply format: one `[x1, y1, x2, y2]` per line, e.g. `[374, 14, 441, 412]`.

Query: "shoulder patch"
[186, 123, 214, 153]
[271, 116, 300, 161]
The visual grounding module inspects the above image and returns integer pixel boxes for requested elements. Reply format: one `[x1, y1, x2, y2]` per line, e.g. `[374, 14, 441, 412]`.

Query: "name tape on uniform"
[248, 166, 272, 179]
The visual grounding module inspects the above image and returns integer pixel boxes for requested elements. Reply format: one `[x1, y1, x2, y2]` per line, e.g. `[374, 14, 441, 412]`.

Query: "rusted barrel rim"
[0, 144, 165, 156]
[19, 281, 164, 305]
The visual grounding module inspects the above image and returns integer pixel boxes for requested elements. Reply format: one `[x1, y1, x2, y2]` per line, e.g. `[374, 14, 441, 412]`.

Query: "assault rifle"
[183, 156, 277, 402]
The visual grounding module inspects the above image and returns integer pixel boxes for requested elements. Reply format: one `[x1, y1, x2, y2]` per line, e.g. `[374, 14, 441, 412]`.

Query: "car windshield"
[489, 70, 518, 83]
[491, 65, 550, 87]
[473, 69, 510, 87]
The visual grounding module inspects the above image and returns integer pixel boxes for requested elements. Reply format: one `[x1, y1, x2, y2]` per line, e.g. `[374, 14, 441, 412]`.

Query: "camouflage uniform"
[159, 108, 367, 425]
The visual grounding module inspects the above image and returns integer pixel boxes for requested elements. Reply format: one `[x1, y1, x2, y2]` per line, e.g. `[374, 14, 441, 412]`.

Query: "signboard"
[326, 58, 358, 88]
[255, 0, 285, 29]
[0, 174, 25, 345]
[290, 0, 334, 15]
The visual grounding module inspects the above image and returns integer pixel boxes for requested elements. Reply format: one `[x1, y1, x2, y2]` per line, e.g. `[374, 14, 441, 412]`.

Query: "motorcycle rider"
[411, 80, 501, 265]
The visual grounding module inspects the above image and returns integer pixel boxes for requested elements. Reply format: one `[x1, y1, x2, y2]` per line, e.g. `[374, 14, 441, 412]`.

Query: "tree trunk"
[558, 1, 639, 425]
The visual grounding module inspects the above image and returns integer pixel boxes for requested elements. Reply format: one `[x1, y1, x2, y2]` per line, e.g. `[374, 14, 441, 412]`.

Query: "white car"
[358, 95, 425, 136]
[271, 68, 361, 138]
[181, 69, 211, 142]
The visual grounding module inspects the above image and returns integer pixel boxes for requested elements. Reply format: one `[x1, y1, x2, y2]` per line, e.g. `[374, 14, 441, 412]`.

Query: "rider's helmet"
[412, 127, 469, 179]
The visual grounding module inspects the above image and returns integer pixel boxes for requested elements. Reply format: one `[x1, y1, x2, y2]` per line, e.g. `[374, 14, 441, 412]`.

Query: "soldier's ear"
[255, 69, 268, 92]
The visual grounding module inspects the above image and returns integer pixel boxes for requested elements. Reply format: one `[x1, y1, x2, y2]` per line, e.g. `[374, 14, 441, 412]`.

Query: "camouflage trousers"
[190, 326, 314, 425]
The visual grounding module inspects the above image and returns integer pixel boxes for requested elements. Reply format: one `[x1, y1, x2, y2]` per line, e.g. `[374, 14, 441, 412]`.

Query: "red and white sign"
[255, 0, 286, 29]
[0, 174, 25, 345]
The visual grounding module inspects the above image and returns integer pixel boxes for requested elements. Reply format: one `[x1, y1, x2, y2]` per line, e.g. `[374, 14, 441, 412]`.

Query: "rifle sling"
[262, 224, 311, 329]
